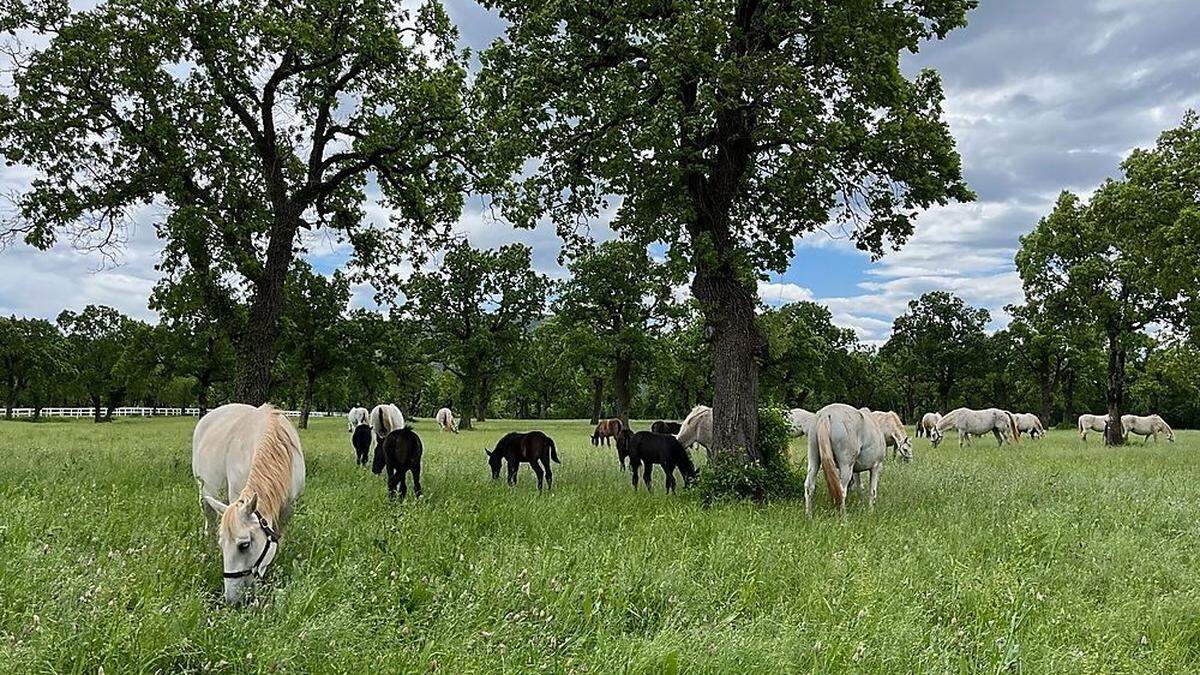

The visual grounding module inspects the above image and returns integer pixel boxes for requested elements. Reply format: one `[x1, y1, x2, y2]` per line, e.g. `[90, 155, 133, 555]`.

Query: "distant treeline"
[4, 264, 1197, 429]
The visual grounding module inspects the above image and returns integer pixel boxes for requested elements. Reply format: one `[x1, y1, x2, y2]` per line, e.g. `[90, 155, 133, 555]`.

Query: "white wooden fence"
[4, 407, 338, 420]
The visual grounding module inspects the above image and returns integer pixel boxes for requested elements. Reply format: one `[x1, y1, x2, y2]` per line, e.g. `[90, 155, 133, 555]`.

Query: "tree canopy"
[1, 0, 477, 403]
[404, 239, 550, 429]
[477, 0, 975, 458]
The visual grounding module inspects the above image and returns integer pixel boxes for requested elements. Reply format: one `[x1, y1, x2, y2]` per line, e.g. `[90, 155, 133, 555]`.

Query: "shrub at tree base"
[698, 407, 803, 505]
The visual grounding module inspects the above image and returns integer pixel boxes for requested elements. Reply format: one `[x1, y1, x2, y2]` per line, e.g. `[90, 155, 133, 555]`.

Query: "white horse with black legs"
[675, 405, 712, 457]
[347, 406, 368, 432]
[193, 404, 306, 604]
[931, 407, 1020, 448]
[1077, 413, 1108, 442]
[786, 408, 815, 437]
[805, 403, 888, 517]
[1120, 414, 1174, 443]
[1013, 413, 1045, 440]
[917, 411, 942, 438]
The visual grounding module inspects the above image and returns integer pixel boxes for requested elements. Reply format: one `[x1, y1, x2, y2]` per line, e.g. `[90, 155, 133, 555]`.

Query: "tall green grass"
[0, 416, 1197, 672]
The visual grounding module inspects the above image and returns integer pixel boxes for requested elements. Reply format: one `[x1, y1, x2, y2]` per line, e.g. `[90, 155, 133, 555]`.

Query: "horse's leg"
[993, 428, 1003, 446]
[804, 445, 819, 517]
[837, 464, 855, 517]
[664, 462, 677, 494]
[396, 466, 408, 499]
[867, 465, 881, 509]
[387, 466, 401, 500]
[411, 463, 423, 497]
[631, 460, 640, 490]
[531, 461, 545, 492]
[507, 459, 518, 487]
[542, 456, 553, 490]
[642, 464, 653, 493]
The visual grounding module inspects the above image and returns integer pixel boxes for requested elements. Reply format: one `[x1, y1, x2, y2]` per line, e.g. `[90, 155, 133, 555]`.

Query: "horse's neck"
[239, 421, 295, 526]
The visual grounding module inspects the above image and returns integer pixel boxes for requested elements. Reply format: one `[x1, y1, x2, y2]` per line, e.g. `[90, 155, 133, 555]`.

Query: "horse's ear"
[203, 496, 228, 516]
[240, 492, 258, 516]
[484, 449, 492, 457]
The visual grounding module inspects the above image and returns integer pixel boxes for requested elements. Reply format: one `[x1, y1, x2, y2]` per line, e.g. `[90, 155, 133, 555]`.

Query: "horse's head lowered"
[929, 427, 944, 448]
[485, 448, 503, 480]
[203, 492, 279, 604]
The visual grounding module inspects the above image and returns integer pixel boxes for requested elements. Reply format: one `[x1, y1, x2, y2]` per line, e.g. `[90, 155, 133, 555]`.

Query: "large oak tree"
[478, 0, 974, 459]
[1, 0, 475, 404]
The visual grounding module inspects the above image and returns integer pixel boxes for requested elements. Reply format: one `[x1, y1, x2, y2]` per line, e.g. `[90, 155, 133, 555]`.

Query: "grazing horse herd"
[190, 400, 1179, 603]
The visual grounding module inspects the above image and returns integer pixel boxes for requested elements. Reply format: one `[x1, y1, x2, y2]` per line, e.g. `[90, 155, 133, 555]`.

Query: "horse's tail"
[550, 438, 560, 464]
[1007, 411, 1020, 444]
[816, 414, 842, 508]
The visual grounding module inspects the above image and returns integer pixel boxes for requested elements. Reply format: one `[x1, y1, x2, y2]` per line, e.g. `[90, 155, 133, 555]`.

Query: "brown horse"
[592, 418, 624, 447]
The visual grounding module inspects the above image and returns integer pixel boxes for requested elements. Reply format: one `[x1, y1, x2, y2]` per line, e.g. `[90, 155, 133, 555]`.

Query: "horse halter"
[222, 511, 280, 580]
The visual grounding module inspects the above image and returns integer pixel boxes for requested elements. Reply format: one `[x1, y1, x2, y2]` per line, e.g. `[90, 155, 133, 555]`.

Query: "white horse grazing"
[1120, 414, 1174, 443]
[370, 404, 405, 445]
[435, 407, 457, 433]
[805, 403, 888, 516]
[676, 405, 712, 455]
[193, 404, 306, 604]
[917, 412, 941, 438]
[1013, 413, 1045, 440]
[1077, 414, 1108, 442]
[932, 407, 1020, 448]
[786, 408, 815, 437]
[347, 406, 369, 432]
[862, 408, 913, 460]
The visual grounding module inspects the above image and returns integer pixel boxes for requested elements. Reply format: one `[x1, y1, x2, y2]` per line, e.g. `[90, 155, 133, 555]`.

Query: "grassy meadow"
[0, 415, 1198, 673]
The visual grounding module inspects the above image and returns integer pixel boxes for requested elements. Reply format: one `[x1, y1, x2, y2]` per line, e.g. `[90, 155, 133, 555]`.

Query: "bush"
[697, 407, 804, 505]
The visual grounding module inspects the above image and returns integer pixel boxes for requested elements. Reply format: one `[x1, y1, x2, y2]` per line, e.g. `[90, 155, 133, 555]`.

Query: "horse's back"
[193, 404, 271, 499]
[385, 427, 423, 463]
[371, 404, 405, 438]
[352, 424, 373, 452]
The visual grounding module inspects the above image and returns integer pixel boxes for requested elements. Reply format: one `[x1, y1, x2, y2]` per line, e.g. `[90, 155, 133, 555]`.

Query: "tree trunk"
[1104, 333, 1127, 446]
[589, 378, 603, 425]
[197, 376, 211, 418]
[233, 215, 300, 405]
[1062, 368, 1077, 427]
[1038, 361, 1055, 430]
[475, 376, 491, 423]
[692, 269, 765, 461]
[299, 369, 315, 430]
[92, 395, 103, 423]
[613, 355, 633, 428]
[4, 400, 11, 420]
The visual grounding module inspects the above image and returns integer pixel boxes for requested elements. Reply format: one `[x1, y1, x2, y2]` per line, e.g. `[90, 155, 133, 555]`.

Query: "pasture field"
[1, 417, 1199, 673]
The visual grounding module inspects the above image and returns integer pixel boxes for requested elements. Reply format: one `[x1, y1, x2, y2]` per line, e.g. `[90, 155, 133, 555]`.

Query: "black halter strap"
[222, 511, 279, 579]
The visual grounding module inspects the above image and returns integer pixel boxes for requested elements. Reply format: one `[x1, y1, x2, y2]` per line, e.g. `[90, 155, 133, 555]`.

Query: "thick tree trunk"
[4, 400, 11, 420]
[613, 355, 633, 428]
[589, 378, 603, 425]
[299, 369, 315, 430]
[92, 395, 103, 423]
[1104, 333, 1127, 446]
[692, 269, 765, 461]
[233, 215, 300, 405]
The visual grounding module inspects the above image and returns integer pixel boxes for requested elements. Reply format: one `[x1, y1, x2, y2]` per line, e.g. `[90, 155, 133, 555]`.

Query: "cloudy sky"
[2, 0, 1198, 343]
